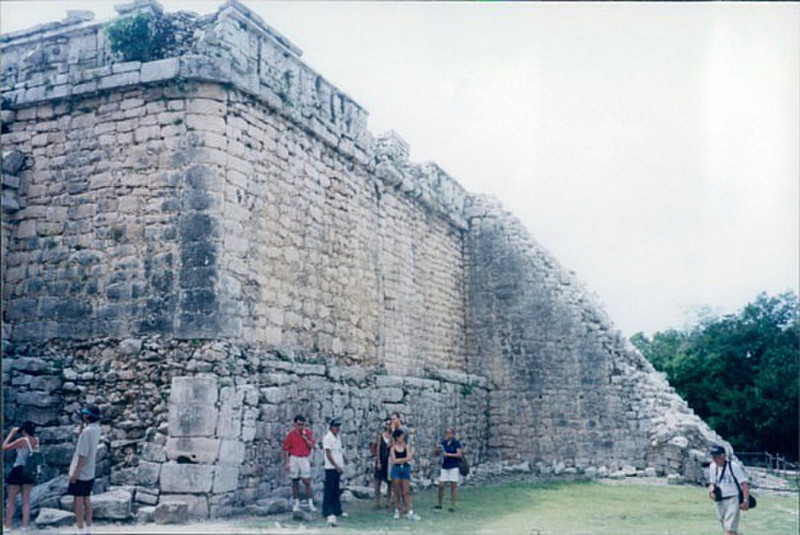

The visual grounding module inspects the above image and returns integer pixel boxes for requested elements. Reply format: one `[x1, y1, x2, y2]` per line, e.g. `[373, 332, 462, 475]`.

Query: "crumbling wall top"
[1, 0, 470, 228]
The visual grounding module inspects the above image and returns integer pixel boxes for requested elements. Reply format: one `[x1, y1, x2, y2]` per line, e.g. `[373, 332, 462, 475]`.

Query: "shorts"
[439, 467, 460, 483]
[288, 455, 311, 479]
[67, 479, 95, 497]
[391, 464, 411, 480]
[6, 466, 35, 486]
[716, 496, 740, 532]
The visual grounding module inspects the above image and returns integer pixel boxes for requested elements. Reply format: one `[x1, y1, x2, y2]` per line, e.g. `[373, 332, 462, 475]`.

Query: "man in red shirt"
[283, 415, 316, 512]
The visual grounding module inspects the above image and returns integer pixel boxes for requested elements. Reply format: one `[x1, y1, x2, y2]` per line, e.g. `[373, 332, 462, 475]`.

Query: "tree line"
[631, 292, 798, 460]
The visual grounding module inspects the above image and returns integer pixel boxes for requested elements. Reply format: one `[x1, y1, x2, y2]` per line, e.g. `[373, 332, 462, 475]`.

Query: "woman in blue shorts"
[389, 429, 420, 521]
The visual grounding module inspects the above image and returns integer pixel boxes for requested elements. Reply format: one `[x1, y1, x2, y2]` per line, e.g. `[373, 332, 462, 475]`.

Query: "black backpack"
[21, 437, 44, 484]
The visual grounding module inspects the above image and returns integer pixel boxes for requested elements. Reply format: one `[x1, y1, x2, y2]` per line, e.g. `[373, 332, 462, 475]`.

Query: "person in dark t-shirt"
[434, 427, 462, 512]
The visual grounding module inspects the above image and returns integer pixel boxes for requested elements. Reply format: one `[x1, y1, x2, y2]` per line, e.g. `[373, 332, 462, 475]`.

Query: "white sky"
[2, 1, 798, 336]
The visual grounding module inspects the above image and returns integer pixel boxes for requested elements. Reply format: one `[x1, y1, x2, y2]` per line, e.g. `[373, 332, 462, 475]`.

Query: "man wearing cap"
[322, 418, 347, 527]
[68, 406, 102, 535]
[707, 445, 750, 535]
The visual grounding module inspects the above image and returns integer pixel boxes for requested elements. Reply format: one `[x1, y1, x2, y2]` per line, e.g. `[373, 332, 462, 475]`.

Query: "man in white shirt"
[707, 445, 750, 535]
[68, 406, 102, 535]
[322, 418, 347, 526]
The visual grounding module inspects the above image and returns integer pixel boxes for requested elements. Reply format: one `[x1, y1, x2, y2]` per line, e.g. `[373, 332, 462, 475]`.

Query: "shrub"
[105, 12, 176, 63]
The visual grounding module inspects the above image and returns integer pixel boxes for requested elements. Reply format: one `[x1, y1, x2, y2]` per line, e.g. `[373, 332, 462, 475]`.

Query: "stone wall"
[2, 337, 488, 518]
[465, 195, 724, 477]
[1, 0, 726, 521]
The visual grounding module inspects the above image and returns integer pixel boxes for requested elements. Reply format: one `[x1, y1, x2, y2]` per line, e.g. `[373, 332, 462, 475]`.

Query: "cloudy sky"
[2, 1, 797, 336]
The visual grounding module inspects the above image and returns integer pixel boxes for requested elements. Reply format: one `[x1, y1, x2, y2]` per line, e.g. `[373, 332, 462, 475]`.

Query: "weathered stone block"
[166, 437, 220, 464]
[218, 440, 245, 466]
[17, 392, 61, 408]
[136, 460, 162, 486]
[141, 442, 167, 463]
[154, 502, 188, 524]
[212, 465, 239, 494]
[137, 505, 156, 523]
[170, 376, 218, 405]
[141, 58, 180, 83]
[13, 357, 49, 374]
[35, 507, 75, 527]
[168, 404, 219, 437]
[119, 338, 142, 355]
[160, 464, 214, 494]
[160, 494, 209, 519]
[91, 489, 133, 520]
[377, 387, 404, 403]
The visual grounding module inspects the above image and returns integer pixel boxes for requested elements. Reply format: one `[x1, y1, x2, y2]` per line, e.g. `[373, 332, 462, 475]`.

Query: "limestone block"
[170, 376, 218, 406]
[2, 150, 26, 175]
[135, 488, 159, 505]
[154, 502, 188, 524]
[91, 489, 133, 520]
[377, 387, 404, 403]
[13, 357, 49, 374]
[213, 465, 239, 494]
[136, 460, 162, 487]
[141, 58, 180, 83]
[376, 376, 404, 388]
[35, 507, 75, 527]
[168, 403, 219, 437]
[166, 437, 220, 464]
[160, 494, 209, 519]
[142, 443, 167, 463]
[29, 375, 61, 393]
[97, 71, 140, 90]
[218, 440, 245, 466]
[137, 506, 156, 523]
[16, 391, 59, 408]
[160, 464, 214, 494]
[119, 338, 142, 355]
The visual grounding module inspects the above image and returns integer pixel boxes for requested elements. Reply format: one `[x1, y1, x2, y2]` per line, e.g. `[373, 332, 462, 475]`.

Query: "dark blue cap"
[80, 406, 100, 419]
[709, 445, 726, 456]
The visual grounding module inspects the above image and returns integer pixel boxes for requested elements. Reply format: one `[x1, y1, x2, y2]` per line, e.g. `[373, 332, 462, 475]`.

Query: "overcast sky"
[2, 1, 798, 336]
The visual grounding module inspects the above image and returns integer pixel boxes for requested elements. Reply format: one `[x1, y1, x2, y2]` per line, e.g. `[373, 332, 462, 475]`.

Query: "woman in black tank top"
[389, 429, 419, 520]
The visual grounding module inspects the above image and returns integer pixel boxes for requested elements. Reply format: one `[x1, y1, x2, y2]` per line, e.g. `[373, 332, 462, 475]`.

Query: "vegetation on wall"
[105, 12, 176, 63]
[631, 292, 799, 459]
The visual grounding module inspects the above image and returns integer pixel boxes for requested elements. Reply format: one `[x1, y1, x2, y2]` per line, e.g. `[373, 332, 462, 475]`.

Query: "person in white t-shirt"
[707, 445, 750, 535]
[69, 406, 102, 535]
[322, 418, 348, 527]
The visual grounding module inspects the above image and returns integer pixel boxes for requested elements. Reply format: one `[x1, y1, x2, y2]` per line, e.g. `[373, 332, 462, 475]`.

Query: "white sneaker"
[327, 514, 337, 526]
[340, 512, 349, 518]
[306, 499, 316, 512]
[407, 511, 420, 521]
[292, 500, 301, 512]
[393, 509, 401, 520]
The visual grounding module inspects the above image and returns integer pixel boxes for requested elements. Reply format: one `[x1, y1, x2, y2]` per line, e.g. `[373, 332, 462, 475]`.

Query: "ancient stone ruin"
[1, 0, 726, 521]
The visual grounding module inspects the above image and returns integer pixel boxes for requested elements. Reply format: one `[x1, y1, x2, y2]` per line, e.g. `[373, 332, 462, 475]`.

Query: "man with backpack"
[68, 406, 102, 535]
[707, 445, 751, 535]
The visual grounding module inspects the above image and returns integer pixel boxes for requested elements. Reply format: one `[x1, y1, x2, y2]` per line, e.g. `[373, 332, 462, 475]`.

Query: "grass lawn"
[254, 480, 799, 535]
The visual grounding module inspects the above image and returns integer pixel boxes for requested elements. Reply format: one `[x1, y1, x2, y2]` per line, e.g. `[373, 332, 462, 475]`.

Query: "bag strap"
[23, 436, 33, 453]
[729, 460, 743, 494]
[716, 461, 728, 484]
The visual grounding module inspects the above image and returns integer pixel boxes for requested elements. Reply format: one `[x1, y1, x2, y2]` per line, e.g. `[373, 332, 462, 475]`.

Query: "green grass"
[253, 480, 799, 535]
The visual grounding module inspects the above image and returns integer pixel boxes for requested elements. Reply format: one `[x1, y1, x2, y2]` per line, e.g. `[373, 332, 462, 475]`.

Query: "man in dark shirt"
[434, 427, 462, 512]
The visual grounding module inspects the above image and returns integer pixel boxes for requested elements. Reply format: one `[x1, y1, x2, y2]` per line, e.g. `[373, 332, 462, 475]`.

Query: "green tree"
[632, 292, 799, 459]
